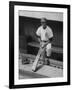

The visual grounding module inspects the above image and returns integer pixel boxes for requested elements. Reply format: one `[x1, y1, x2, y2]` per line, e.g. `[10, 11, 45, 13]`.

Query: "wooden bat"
[32, 41, 49, 72]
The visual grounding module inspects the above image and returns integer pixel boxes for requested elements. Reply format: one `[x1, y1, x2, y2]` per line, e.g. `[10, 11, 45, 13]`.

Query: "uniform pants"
[40, 43, 52, 64]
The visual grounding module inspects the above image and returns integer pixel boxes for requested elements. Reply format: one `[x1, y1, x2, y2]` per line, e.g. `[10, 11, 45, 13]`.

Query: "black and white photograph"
[19, 10, 63, 79]
[9, 1, 70, 88]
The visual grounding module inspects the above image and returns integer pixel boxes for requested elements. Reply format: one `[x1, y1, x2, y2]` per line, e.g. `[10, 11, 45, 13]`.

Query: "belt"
[41, 40, 48, 42]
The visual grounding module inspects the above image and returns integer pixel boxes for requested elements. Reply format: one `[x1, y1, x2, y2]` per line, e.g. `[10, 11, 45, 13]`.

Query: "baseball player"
[36, 17, 53, 65]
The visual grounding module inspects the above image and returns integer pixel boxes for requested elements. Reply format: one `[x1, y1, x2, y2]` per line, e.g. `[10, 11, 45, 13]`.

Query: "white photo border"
[14, 5, 68, 85]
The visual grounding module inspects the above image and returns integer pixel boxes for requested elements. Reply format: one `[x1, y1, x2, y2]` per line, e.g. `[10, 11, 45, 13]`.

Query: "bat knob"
[32, 66, 36, 72]
[32, 69, 36, 72]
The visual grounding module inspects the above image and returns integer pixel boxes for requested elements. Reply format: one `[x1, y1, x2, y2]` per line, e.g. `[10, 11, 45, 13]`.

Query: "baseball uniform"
[36, 25, 53, 56]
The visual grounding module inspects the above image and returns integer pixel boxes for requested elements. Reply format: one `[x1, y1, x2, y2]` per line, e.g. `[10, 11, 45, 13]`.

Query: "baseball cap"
[40, 17, 47, 23]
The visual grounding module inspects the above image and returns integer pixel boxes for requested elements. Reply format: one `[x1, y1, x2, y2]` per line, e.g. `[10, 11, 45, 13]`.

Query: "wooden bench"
[28, 42, 63, 54]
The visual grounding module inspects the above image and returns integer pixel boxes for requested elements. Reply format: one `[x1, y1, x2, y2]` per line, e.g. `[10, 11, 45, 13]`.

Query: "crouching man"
[32, 18, 53, 72]
[36, 18, 53, 65]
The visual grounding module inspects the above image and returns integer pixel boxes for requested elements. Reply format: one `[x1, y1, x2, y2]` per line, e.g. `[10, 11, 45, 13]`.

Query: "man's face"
[41, 18, 47, 29]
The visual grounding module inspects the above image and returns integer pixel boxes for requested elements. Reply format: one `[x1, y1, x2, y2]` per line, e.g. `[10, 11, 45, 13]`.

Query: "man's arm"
[49, 37, 53, 43]
[35, 33, 41, 43]
[36, 26, 41, 43]
[47, 37, 53, 45]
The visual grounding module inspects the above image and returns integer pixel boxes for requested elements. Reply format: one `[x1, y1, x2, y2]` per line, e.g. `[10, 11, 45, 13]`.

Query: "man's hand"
[40, 40, 50, 48]
[40, 42, 46, 48]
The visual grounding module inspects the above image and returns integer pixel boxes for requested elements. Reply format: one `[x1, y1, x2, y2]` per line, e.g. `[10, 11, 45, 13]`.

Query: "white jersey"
[36, 26, 53, 41]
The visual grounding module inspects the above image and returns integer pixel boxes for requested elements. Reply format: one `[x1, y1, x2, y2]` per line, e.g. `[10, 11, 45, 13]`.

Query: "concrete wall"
[19, 10, 63, 22]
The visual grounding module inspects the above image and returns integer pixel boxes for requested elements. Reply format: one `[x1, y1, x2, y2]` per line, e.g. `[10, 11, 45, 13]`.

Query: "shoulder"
[46, 26, 53, 33]
[36, 26, 42, 35]
[47, 25, 52, 30]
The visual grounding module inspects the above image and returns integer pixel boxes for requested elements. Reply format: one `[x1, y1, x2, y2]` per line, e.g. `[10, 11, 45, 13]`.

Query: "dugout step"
[19, 53, 63, 69]
[19, 59, 63, 79]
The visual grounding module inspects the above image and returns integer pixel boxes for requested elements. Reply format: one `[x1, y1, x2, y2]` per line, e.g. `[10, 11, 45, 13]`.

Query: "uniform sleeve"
[36, 27, 41, 36]
[47, 27, 53, 38]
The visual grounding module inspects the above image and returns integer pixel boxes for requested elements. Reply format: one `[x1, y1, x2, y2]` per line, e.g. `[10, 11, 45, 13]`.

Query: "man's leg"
[40, 48, 46, 65]
[45, 56, 50, 65]
[45, 43, 52, 65]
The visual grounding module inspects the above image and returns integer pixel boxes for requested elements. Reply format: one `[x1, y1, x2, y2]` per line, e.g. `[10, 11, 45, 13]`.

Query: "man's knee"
[46, 49, 51, 56]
